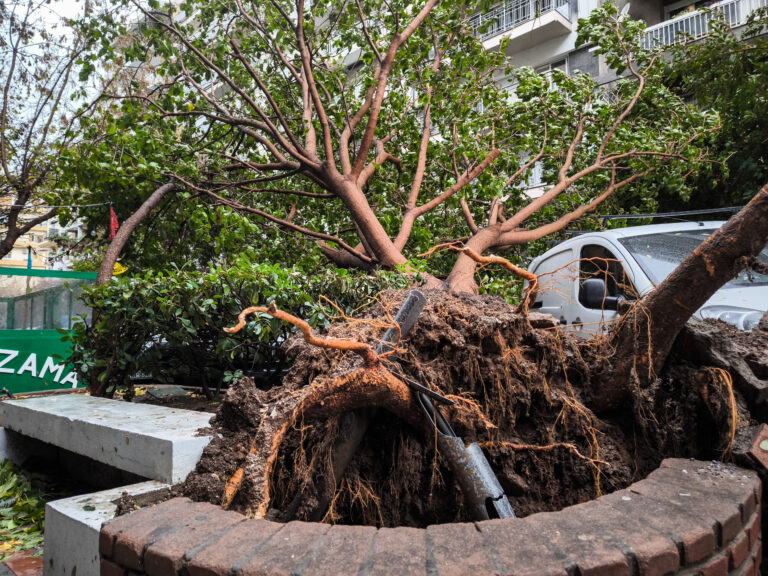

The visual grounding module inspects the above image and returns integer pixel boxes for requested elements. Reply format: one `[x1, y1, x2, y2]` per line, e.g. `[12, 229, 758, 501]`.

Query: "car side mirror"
[580, 278, 621, 311]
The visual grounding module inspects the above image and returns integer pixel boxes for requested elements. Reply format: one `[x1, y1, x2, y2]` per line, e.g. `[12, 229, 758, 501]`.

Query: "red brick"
[747, 511, 760, 549]
[113, 501, 213, 571]
[238, 520, 330, 576]
[100, 559, 126, 576]
[657, 460, 759, 526]
[185, 519, 282, 576]
[303, 524, 376, 576]
[476, 518, 569, 576]
[561, 498, 679, 576]
[527, 508, 629, 576]
[4, 551, 43, 576]
[426, 522, 499, 576]
[600, 488, 715, 565]
[100, 498, 193, 559]
[143, 507, 245, 576]
[727, 531, 749, 570]
[631, 473, 742, 546]
[702, 553, 728, 576]
[367, 527, 427, 576]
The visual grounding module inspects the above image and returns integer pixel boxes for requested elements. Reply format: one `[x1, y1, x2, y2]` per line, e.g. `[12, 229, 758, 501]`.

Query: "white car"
[526, 221, 768, 334]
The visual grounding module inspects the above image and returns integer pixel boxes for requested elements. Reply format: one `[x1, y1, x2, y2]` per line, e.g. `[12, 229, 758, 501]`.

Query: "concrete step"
[0, 395, 213, 483]
[43, 481, 170, 576]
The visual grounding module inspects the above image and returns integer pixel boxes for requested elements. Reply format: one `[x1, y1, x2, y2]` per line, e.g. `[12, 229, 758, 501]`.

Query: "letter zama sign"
[0, 346, 80, 389]
[0, 267, 94, 394]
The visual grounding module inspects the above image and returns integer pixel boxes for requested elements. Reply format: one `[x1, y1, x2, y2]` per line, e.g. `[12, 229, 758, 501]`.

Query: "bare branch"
[296, 0, 336, 170]
[460, 197, 479, 234]
[195, 185, 374, 264]
[354, 0, 383, 63]
[350, 0, 440, 179]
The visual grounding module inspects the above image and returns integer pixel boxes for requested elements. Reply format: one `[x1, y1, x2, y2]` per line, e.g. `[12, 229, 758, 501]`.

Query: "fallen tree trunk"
[594, 183, 768, 412]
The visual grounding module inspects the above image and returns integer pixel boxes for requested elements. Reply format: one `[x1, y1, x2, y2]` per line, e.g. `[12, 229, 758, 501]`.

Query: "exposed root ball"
[183, 290, 752, 527]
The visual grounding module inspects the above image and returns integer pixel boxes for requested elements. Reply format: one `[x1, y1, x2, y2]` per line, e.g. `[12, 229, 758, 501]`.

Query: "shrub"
[67, 261, 409, 397]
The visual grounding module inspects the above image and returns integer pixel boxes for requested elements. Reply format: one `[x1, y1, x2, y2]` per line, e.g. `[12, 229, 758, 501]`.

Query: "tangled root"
[225, 366, 423, 517]
[188, 290, 750, 527]
[697, 367, 738, 459]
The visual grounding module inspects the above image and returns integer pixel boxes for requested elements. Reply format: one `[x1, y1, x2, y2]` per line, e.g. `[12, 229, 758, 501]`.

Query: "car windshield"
[618, 228, 768, 287]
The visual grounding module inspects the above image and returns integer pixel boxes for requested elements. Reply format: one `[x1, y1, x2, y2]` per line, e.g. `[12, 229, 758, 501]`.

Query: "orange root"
[420, 244, 539, 314]
[478, 441, 606, 467]
[220, 365, 422, 517]
[458, 248, 539, 314]
[225, 302, 379, 367]
[222, 467, 245, 509]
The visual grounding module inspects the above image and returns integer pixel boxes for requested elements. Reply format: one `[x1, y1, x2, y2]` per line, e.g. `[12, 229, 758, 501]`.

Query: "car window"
[579, 244, 637, 308]
[618, 229, 768, 287]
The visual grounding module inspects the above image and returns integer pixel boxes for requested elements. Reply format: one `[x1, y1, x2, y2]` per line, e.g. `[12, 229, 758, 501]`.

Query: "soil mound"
[183, 290, 751, 527]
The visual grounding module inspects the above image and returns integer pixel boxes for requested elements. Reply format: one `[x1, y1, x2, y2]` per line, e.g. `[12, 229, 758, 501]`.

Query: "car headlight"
[699, 306, 763, 331]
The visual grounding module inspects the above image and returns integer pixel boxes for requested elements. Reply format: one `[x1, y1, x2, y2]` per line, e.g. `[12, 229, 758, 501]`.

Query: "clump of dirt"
[114, 492, 139, 516]
[182, 290, 753, 527]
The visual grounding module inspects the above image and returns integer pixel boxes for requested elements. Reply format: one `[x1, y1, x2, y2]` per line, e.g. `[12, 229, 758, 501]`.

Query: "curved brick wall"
[99, 459, 762, 576]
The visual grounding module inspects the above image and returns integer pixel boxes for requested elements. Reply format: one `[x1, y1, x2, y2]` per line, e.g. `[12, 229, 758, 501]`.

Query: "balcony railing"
[643, 0, 768, 49]
[469, 0, 570, 41]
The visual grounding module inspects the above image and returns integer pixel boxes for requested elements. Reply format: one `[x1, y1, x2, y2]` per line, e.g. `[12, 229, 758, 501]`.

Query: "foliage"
[69, 0, 714, 290]
[665, 7, 768, 208]
[67, 260, 411, 395]
[0, 461, 45, 561]
[0, 0, 101, 259]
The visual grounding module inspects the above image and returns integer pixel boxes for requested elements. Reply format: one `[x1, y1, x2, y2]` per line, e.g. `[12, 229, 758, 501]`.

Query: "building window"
[534, 58, 567, 85]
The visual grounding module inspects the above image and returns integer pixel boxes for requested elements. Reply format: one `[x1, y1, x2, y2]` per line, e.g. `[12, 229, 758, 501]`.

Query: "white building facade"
[472, 0, 767, 85]
[468, 0, 767, 192]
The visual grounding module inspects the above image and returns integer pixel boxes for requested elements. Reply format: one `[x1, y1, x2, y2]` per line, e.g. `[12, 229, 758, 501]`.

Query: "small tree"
[0, 1, 101, 258]
[85, 1, 714, 292]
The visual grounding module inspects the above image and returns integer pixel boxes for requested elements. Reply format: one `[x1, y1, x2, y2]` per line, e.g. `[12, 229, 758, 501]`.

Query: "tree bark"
[444, 225, 502, 293]
[96, 182, 176, 285]
[592, 183, 768, 412]
[0, 205, 58, 260]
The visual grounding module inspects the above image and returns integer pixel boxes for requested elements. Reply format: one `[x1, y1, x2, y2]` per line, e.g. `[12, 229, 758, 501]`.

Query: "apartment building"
[1, 200, 85, 270]
[470, 0, 767, 85]
[467, 0, 766, 191]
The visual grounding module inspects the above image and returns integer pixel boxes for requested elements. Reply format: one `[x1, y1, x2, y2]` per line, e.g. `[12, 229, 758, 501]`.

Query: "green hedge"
[67, 261, 410, 396]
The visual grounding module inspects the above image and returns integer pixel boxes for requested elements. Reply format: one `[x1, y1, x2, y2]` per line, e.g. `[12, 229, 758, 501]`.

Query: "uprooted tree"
[78, 0, 768, 524]
[86, 2, 715, 289]
[178, 186, 767, 524]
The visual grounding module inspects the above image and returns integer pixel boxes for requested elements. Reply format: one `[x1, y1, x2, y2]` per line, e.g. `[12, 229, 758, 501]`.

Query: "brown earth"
[182, 290, 759, 528]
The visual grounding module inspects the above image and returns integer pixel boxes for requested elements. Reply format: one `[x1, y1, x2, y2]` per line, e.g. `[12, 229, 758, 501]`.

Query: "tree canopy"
[665, 7, 768, 209]
[0, 0, 98, 259]
[69, 1, 715, 292]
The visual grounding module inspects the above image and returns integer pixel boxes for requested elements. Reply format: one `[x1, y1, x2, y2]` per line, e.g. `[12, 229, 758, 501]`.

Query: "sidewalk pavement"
[0, 551, 42, 576]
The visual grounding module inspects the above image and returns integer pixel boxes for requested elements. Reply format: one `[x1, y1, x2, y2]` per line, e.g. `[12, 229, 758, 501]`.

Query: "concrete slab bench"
[0, 395, 213, 483]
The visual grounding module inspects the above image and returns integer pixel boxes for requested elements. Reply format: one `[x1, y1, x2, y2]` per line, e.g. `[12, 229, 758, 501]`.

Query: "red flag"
[109, 205, 119, 239]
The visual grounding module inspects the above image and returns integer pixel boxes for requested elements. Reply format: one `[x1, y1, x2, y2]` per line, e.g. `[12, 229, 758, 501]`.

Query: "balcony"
[470, 0, 572, 52]
[643, 0, 768, 49]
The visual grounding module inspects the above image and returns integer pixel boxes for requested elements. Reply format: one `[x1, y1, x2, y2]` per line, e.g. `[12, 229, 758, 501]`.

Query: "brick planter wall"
[99, 459, 762, 576]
